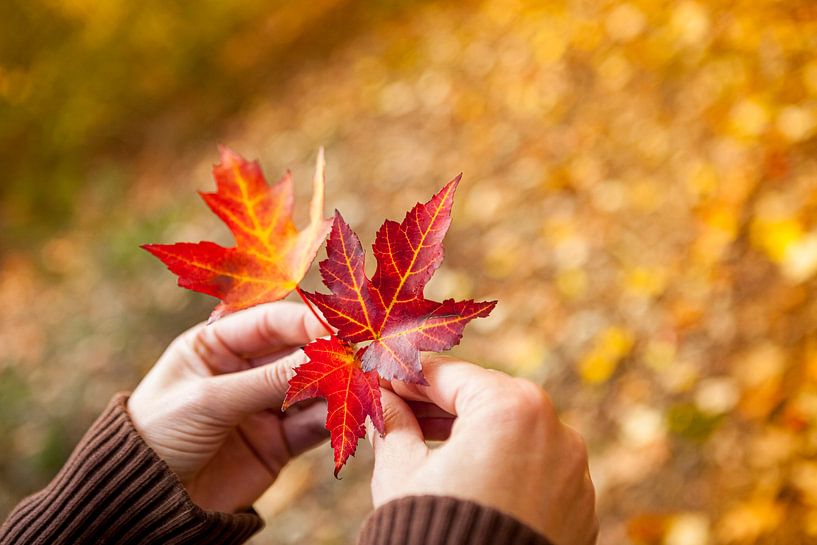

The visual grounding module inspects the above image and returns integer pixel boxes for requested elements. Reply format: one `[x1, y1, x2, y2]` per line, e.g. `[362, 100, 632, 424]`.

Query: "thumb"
[369, 389, 427, 474]
[203, 350, 305, 421]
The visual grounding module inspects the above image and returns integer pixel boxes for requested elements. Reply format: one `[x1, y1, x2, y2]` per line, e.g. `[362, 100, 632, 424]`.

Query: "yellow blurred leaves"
[579, 326, 634, 384]
[750, 195, 817, 282]
[555, 268, 588, 299]
[597, 53, 632, 92]
[665, 513, 710, 545]
[750, 216, 802, 263]
[804, 60, 817, 96]
[780, 234, 817, 282]
[792, 461, 817, 506]
[694, 376, 739, 416]
[686, 162, 719, 201]
[777, 105, 816, 143]
[741, 346, 784, 394]
[693, 205, 740, 267]
[729, 100, 815, 144]
[729, 98, 770, 139]
[717, 498, 784, 544]
[732, 343, 785, 420]
[605, 4, 646, 43]
[620, 404, 665, 447]
[531, 25, 567, 65]
[628, 514, 670, 545]
[629, 512, 710, 545]
[8, 0, 817, 541]
[502, 330, 549, 378]
[624, 266, 667, 299]
[670, 2, 710, 46]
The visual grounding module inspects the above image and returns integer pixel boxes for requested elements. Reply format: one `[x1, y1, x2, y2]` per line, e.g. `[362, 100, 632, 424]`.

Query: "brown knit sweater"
[0, 395, 552, 545]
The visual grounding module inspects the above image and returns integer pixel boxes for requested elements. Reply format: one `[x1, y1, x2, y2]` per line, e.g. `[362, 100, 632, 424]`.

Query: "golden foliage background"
[3, 1, 817, 543]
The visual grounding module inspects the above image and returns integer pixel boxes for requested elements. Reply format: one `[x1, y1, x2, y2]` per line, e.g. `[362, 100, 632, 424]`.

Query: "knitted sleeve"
[0, 393, 262, 545]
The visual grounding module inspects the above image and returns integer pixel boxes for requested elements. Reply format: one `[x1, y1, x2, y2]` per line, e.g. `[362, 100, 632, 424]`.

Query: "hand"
[370, 356, 598, 545]
[128, 302, 329, 513]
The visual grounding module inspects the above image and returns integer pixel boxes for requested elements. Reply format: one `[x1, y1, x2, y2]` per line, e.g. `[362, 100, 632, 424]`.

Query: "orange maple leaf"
[143, 146, 332, 321]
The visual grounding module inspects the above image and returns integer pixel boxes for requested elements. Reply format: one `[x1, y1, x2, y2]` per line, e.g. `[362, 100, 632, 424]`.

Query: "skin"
[128, 303, 597, 544]
[370, 356, 599, 545]
[128, 302, 329, 513]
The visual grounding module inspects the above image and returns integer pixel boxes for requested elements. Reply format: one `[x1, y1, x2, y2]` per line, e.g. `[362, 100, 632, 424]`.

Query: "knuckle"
[503, 379, 550, 418]
[455, 383, 491, 411]
[262, 363, 290, 392]
[381, 402, 402, 428]
[182, 326, 218, 365]
[169, 330, 194, 354]
[422, 353, 459, 364]
[419, 353, 459, 372]
[256, 311, 281, 346]
[191, 328, 211, 353]
[379, 394, 408, 431]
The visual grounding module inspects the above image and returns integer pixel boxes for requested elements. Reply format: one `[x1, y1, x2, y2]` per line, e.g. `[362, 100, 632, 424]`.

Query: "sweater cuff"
[0, 393, 263, 545]
[358, 495, 553, 545]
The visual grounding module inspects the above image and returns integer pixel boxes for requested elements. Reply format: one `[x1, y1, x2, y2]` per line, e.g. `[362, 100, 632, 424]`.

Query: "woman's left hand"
[128, 302, 329, 513]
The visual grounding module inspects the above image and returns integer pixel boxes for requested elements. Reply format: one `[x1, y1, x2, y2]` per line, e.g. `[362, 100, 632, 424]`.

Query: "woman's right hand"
[369, 356, 598, 545]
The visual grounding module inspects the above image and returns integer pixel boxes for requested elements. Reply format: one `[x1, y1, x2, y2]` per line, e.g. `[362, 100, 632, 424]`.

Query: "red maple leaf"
[303, 176, 497, 384]
[283, 335, 384, 476]
[142, 147, 332, 321]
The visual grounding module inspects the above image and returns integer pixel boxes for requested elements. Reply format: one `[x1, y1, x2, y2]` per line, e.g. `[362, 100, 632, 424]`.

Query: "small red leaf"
[143, 147, 331, 321]
[284, 336, 384, 476]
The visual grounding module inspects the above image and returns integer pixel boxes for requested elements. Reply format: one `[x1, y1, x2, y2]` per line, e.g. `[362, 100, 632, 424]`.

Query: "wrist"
[361, 495, 553, 545]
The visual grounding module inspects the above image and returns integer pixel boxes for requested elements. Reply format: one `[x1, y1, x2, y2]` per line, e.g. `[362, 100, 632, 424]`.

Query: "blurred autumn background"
[2, 0, 817, 543]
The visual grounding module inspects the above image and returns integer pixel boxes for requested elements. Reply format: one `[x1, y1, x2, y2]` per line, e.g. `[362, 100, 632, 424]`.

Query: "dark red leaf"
[304, 177, 496, 383]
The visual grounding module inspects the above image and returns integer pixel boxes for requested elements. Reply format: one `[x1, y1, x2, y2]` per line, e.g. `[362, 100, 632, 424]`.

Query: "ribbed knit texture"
[1, 394, 556, 545]
[358, 495, 554, 545]
[0, 393, 263, 545]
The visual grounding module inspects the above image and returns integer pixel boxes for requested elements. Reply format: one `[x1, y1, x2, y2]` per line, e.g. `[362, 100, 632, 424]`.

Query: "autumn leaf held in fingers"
[286, 173, 496, 474]
[143, 147, 332, 321]
[283, 335, 384, 476]
[303, 176, 497, 384]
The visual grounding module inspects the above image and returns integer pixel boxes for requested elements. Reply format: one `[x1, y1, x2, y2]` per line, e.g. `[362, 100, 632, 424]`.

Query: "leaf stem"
[295, 285, 333, 334]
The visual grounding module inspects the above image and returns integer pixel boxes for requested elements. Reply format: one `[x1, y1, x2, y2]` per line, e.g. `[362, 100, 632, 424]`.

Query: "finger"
[205, 350, 307, 419]
[281, 400, 329, 457]
[235, 412, 291, 477]
[390, 355, 516, 417]
[248, 347, 302, 368]
[369, 389, 427, 469]
[204, 301, 328, 361]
